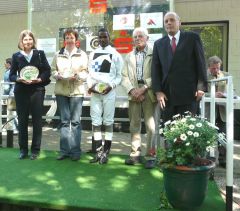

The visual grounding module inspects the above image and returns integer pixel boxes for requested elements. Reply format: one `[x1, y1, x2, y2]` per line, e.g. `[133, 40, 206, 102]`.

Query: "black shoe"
[145, 160, 156, 169]
[30, 153, 39, 160]
[71, 156, 80, 161]
[57, 155, 68, 160]
[19, 153, 28, 160]
[99, 153, 108, 164]
[90, 152, 102, 163]
[125, 156, 141, 165]
[219, 159, 226, 168]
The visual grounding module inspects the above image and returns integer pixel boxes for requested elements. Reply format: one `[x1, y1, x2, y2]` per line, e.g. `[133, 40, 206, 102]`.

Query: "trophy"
[20, 66, 39, 80]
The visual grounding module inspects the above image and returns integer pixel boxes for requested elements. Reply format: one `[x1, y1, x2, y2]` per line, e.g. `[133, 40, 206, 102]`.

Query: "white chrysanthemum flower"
[159, 128, 164, 134]
[180, 134, 187, 141]
[164, 120, 171, 126]
[189, 124, 195, 130]
[170, 127, 175, 131]
[181, 118, 186, 123]
[171, 120, 176, 125]
[187, 131, 193, 136]
[193, 132, 199, 137]
[196, 123, 202, 127]
[190, 118, 196, 121]
[185, 142, 190, 146]
[173, 114, 181, 119]
[207, 122, 219, 130]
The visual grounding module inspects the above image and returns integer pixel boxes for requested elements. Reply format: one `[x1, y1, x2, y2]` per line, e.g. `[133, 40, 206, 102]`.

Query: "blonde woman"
[9, 30, 51, 160]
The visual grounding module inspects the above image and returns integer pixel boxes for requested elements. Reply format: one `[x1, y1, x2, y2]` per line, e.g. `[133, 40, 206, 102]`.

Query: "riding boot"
[99, 140, 111, 164]
[89, 140, 102, 163]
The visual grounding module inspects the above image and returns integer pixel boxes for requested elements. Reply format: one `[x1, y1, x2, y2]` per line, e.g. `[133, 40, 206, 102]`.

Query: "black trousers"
[161, 101, 198, 122]
[15, 88, 45, 154]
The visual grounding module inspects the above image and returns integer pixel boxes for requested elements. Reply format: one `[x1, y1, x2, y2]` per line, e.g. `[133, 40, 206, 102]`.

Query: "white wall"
[0, 13, 27, 79]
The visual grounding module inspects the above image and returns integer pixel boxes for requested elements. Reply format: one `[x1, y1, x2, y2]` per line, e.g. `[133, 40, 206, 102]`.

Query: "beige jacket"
[51, 48, 88, 97]
[121, 46, 156, 102]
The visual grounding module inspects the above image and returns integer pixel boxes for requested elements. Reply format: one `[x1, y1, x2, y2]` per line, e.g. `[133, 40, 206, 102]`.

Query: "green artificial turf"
[0, 148, 225, 211]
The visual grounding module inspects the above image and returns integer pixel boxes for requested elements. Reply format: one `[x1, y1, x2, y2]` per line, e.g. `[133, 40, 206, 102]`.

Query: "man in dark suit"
[151, 12, 207, 121]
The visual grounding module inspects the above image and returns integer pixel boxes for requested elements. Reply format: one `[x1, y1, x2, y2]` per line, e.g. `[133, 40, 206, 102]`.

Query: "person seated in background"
[206, 55, 229, 167]
[3, 58, 18, 134]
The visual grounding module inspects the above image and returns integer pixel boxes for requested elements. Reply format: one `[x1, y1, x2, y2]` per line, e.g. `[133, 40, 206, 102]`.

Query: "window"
[181, 21, 228, 71]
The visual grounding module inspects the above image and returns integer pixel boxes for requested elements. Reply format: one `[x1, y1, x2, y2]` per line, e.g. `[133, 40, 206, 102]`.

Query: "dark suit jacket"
[9, 49, 51, 92]
[151, 31, 207, 106]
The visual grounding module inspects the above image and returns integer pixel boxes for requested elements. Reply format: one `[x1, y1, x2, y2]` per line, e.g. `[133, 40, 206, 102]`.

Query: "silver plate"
[20, 66, 39, 80]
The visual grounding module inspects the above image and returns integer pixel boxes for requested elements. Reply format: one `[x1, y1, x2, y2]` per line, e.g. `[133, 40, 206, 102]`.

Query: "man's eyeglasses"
[133, 35, 144, 39]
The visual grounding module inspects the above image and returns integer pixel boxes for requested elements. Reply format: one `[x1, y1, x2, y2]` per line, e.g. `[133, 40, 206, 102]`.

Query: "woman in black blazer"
[9, 30, 51, 160]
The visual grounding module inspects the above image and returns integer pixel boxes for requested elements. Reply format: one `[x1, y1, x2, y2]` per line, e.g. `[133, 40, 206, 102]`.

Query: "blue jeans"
[56, 95, 83, 158]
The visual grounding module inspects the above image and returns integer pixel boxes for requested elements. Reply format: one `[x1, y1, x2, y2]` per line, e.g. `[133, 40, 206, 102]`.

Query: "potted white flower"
[158, 113, 225, 209]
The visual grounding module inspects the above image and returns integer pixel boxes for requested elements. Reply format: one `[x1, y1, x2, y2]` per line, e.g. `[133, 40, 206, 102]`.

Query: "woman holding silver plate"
[51, 28, 88, 161]
[9, 30, 51, 160]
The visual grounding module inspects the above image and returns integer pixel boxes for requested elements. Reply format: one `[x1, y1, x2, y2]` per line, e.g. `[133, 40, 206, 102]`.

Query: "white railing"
[0, 81, 129, 132]
[200, 76, 240, 211]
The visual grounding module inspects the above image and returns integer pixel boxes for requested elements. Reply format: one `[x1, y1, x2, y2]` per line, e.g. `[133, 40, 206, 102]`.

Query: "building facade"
[0, 0, 239, 107]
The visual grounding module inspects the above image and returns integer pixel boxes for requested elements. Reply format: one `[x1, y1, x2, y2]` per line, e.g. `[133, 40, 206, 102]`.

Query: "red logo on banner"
[89, 0, 107, 14]
[114, 30, 133, 54]
[120, 30, 127, 36]
[114, 37, 133, 54]
[147, 19, 156, 25]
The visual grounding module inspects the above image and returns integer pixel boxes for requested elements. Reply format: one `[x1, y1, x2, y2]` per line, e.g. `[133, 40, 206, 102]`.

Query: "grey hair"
[132, 27, 149, 37]
[164, 11, 180, 21]
[208, 56, 222, 67]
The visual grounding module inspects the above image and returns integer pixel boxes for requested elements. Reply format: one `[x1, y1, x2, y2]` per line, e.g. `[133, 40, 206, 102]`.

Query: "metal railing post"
[226, 76, 234, 211]
[201, 76, 234, 211]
